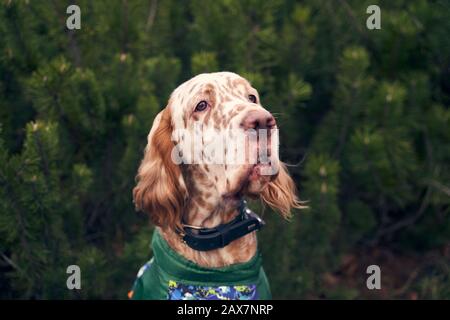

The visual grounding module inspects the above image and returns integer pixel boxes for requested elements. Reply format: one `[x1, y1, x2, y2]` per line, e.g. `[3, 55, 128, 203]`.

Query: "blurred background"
[0, 0, 449, 299]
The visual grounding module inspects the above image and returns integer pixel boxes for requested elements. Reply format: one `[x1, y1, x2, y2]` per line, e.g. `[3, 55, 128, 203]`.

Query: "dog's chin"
[222, 163, 275, 203]
[245, 164, 273, 197]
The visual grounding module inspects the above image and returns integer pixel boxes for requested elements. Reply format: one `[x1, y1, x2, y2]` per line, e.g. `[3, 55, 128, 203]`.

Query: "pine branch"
[369, 186, 431, 245]
[361, 141, 390, 225]
[334, 85, 357, 158]
[427, 179, 450, 197]
[122, 0, 129, 53]
[145, 0, 158, 32]
[32, 130, 50, 179]
[0, 172, 34, 277]
[6, 5, 34, 69]
[337, 0, 370, 43]
[0, 251, 23, 273]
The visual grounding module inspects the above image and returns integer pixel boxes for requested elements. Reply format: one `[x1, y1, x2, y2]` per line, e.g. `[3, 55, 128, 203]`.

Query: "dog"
[129, 72, 302, 300]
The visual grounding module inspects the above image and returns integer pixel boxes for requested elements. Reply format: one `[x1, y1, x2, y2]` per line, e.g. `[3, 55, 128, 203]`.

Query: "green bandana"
[129, 230, 271, 300]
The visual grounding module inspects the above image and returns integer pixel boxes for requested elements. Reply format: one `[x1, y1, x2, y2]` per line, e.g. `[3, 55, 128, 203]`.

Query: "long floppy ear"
[260, 162, 305, 218]
[133, 106, 186, 231]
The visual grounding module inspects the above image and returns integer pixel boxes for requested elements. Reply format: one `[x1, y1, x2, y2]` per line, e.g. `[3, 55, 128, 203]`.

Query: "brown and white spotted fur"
[133, 72, 303, 268]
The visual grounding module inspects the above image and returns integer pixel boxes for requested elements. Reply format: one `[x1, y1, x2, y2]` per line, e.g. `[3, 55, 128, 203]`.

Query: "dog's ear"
[133, 106, 186, 231]
[260, 162, 305, 218]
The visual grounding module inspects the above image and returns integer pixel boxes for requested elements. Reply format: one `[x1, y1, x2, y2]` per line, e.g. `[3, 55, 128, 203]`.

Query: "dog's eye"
[248, 94, 257, 103]
[195, 100, 208, 112]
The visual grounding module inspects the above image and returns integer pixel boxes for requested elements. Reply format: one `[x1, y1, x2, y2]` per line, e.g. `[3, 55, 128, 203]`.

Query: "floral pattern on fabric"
[167, 280, 258, 300]
[128, 260, 153, 299]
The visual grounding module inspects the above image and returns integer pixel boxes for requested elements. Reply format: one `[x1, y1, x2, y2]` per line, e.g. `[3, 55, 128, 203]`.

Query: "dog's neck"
[160, 199, 258, 268]
[183, 194, 241, 227]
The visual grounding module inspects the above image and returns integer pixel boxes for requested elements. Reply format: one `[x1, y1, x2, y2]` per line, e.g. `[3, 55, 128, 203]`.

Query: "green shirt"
[129, 230, 272, 300]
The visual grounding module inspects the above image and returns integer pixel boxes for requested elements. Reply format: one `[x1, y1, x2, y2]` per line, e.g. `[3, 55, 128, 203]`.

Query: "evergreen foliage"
[0, 0, 448, 299]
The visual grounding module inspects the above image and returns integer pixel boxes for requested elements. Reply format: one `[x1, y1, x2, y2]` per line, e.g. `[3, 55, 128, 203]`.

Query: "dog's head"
[133, 72, 303, 230]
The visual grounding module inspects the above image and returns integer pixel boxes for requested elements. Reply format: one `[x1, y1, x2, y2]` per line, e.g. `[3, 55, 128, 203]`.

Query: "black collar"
[179, 199, 265, 251]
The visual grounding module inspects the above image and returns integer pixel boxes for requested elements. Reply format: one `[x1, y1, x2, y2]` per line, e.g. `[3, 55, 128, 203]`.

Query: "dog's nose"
[241, 110, 276, 130]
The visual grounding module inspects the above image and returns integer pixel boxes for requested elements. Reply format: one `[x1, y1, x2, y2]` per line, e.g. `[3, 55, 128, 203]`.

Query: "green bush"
[0, 0, 448, 299]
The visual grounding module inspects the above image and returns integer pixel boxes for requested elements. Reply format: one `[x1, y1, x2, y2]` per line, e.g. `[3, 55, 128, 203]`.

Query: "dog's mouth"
[222, 133, 278, 201]
[222, 161, 276, 202]
[248, 162, 273, 181]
